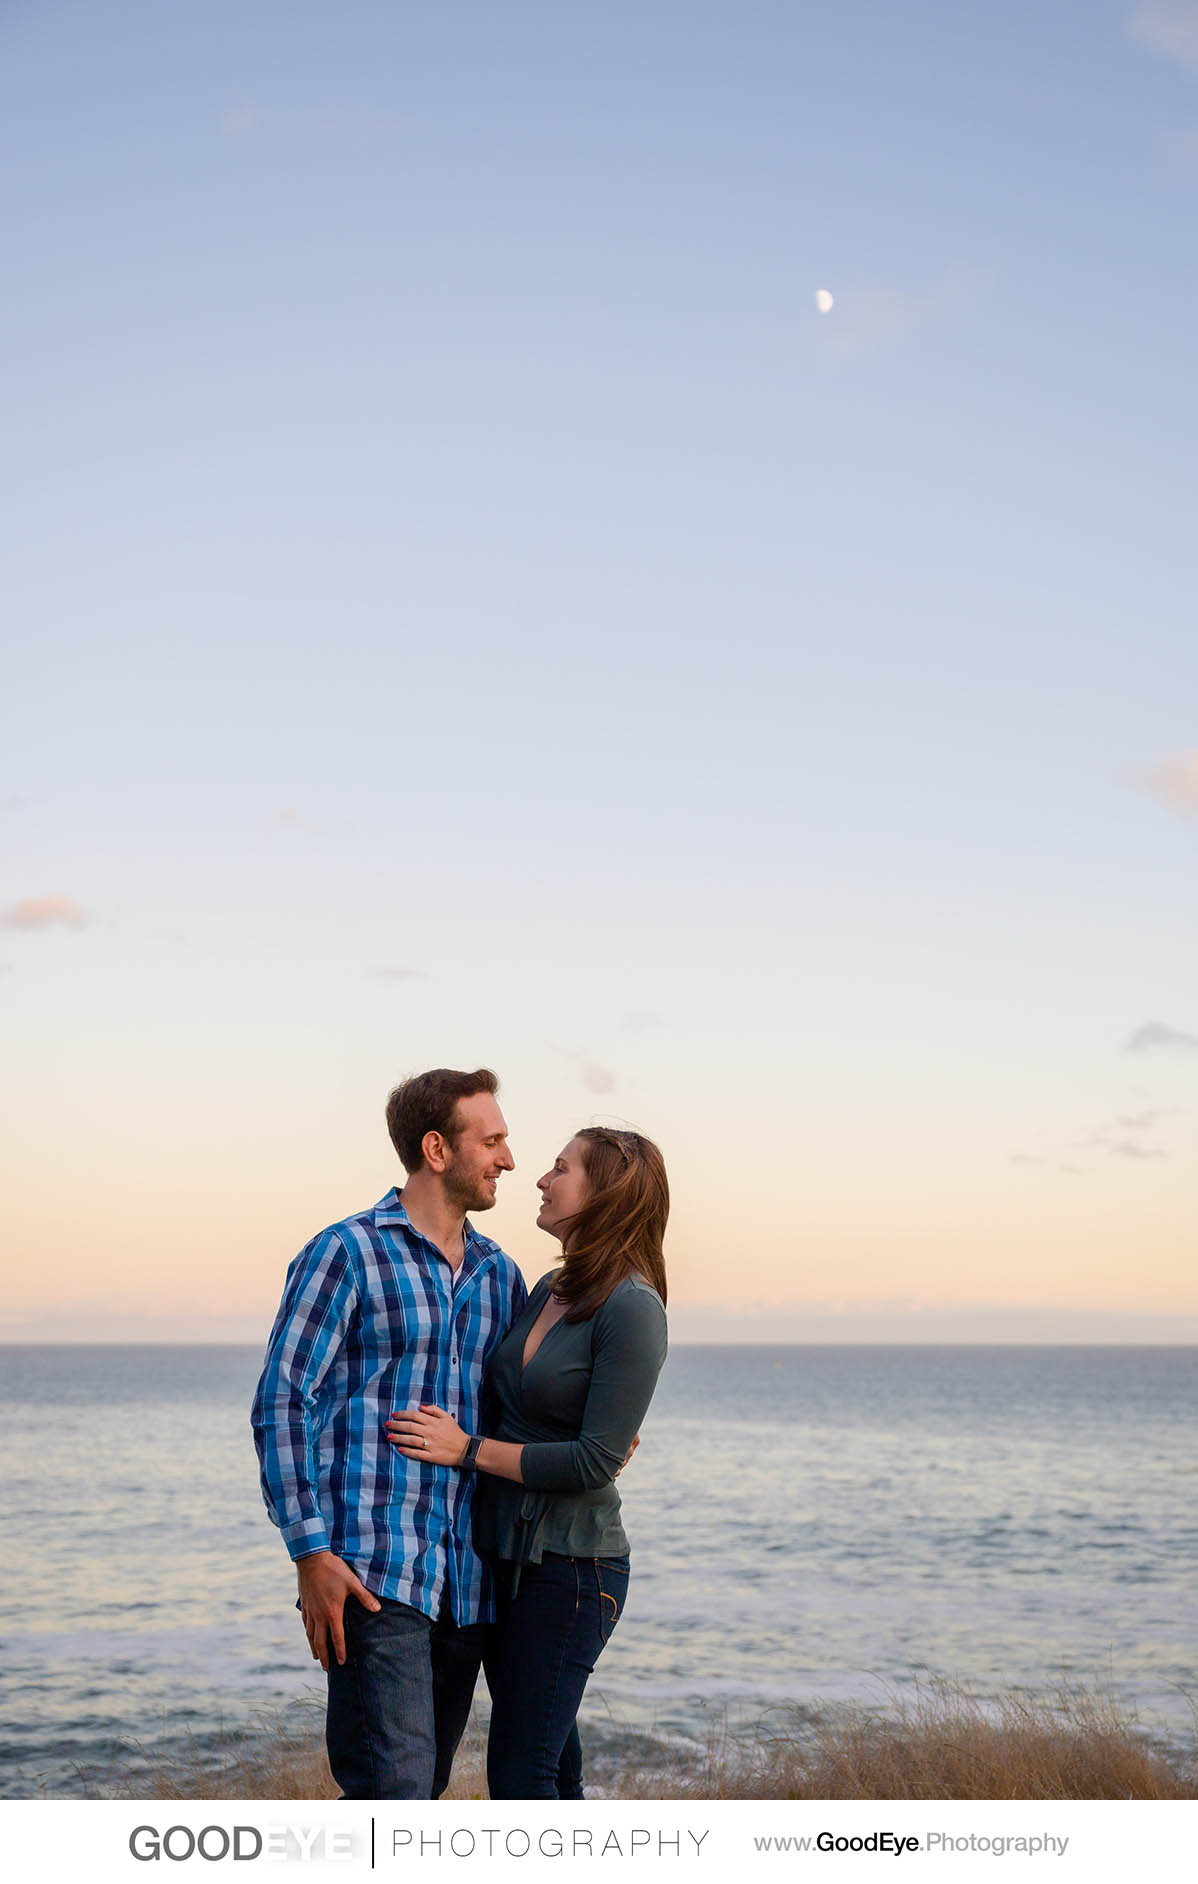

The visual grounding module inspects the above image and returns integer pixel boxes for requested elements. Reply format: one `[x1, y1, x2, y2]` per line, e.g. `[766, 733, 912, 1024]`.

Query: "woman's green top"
[473, 1270, 668, 1565]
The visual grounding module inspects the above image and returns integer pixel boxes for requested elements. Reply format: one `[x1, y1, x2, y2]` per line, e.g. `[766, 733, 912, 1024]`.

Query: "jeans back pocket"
[594, 1557, 630, 1646]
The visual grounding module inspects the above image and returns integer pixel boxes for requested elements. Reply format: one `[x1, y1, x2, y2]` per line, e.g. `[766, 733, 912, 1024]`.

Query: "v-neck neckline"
[521, 1281, 568, 1376]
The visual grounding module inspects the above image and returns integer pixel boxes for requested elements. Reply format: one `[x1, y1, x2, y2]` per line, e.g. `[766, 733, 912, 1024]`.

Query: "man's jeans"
[326, 1594, 492, 1800]
[485, 1553, 630, 1800]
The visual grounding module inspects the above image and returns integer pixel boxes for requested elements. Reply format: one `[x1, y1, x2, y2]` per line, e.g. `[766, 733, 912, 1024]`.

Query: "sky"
[2, 0, 1196, 1341]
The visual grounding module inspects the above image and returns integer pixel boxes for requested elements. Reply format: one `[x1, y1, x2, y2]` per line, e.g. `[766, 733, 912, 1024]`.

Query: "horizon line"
[2, 1336, 1196, 1349]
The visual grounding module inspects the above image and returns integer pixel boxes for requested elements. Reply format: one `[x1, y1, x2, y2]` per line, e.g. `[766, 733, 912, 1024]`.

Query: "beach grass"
[60, 1684, 1196, 1801]
[619, 1684, 1197, 1801]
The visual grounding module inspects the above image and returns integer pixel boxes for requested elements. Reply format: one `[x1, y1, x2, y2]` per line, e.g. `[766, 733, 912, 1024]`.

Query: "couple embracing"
[251, 1066, 669, 1800]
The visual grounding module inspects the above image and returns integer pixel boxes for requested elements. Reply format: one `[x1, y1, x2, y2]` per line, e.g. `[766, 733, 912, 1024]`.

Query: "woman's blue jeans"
[485, 1553, 630, 1800]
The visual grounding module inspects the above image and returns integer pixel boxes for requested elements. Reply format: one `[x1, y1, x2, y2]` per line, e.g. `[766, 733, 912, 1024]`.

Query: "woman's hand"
[385, 1403, 469, 1466]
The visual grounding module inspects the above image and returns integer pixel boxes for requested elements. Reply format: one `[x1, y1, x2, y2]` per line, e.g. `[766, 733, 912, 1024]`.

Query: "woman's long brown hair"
[553, 1127, 669, 1321]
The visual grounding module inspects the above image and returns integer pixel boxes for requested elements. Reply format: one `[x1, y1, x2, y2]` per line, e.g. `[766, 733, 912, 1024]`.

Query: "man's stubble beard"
[442, 1150, 496, 1213]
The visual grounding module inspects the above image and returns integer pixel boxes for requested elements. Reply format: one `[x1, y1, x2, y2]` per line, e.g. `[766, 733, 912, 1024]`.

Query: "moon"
[814, 288, 834, 314]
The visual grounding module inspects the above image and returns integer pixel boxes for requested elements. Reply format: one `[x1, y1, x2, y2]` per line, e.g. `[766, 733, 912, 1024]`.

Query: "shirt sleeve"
[508, 1262, 529, 1321]
[517, 1286, 668, 1493]
[250, 1227, 360, 1560]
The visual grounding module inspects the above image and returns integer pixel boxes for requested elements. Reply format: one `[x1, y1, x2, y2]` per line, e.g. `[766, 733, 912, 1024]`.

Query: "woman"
[386, 1124, 669, 1799]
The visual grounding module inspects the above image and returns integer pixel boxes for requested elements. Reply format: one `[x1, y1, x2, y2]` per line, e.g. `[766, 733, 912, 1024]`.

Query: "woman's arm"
[385, 1285, 666, 1489]
[520, 1287, 667, 1492]
[385, 1406, 527, 1480]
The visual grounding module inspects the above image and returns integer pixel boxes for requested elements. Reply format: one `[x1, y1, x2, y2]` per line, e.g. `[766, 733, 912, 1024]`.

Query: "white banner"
[1, 1799, 1195, 1883]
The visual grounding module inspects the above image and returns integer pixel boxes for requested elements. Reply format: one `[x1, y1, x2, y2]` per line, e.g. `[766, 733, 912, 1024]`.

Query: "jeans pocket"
[594, 1558, 629, 1646]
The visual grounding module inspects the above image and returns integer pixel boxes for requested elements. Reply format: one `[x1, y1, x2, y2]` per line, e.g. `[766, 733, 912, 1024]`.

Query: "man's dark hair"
[385, 1067, 500, 1174]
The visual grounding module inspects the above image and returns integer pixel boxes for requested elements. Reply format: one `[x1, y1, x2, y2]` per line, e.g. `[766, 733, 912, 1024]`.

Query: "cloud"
[1013, 1099, 1175, 1171]
[3, 894, 89, 931]
[814, 266, 988, 360]
[272, 808, 332, 833]
[1129, 2, 1198, 69]
[1010, 1154, 1083, 1174]
[1124, 1020, 1198, 1053]
[370, 966, 426, 980]
[1129, 747, 1198, 813]
[221, 105, 262, 138]
[313, 108, 408, 137]
[581, 1062, 616, 1094]
[221, 105, 406, 143]
[271, 807, 356, 840]
[617, 1009, 667, 1034]
[551, 1043, 617, 1094]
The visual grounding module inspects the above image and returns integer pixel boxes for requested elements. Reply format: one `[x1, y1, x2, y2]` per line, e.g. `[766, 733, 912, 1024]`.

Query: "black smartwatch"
[460, 1433, 484, 1471]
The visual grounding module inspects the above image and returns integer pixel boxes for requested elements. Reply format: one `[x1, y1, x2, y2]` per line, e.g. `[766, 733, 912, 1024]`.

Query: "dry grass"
[620, 1685, 1197, 1801]
[78, 1701, 489, 1802]
[61, 1685, 1196, 1802]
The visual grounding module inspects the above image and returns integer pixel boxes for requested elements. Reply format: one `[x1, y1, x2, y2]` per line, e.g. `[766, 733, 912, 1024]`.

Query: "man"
[251, 1067, 525, 1799]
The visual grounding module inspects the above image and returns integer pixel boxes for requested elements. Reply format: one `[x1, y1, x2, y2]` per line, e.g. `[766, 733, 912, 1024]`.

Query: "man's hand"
[296, 1550, 381, 1672]
[616, 1433, 640, 1477]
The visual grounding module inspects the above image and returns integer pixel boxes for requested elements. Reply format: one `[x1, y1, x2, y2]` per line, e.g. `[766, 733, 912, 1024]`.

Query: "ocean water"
[1, 1343, 1194, 1797]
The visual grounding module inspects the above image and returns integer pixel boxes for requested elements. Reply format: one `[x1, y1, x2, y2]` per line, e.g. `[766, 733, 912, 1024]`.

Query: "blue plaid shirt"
[251, 1190, 526, 1623]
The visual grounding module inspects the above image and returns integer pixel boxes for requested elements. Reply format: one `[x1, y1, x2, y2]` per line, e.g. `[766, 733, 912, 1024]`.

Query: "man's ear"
[421, 1129, 450, 1174]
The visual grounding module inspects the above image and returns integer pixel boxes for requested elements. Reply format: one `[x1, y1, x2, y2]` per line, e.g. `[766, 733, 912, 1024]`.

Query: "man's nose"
[500, 1146, 516, 1170]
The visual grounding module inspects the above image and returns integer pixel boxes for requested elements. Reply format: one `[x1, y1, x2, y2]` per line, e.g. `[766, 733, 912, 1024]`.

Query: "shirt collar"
[373, 1187, 411, 1229]
[373, 1187, 496, 1259]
